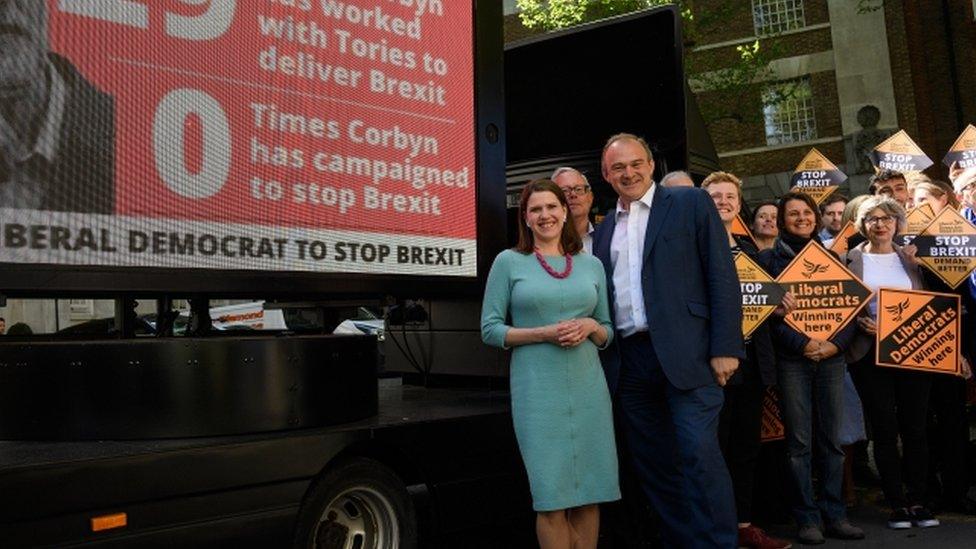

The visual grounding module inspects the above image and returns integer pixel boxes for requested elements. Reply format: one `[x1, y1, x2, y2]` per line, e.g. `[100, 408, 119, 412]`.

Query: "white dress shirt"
[610, 185, 655, 336]
[582, 222, 595, 254]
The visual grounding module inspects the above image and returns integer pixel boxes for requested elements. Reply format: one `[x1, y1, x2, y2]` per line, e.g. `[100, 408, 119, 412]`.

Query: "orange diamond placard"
[777, 241, 872, 340]
[896, 202, 935, 246]
[790, 148, 847, 204]
[731, 214, 757, 247]
[912, 207, 976, 288]
[869, 130, 933, 172]
[943, 124, 976, 169]
[735, 252, 785, 338]
[828, 221, 858, 255]
[876, 288, 961, 375]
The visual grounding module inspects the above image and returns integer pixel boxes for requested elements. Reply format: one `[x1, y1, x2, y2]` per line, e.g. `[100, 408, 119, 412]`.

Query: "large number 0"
[153, 90, 231, 199]
[58, 0, 235, 39]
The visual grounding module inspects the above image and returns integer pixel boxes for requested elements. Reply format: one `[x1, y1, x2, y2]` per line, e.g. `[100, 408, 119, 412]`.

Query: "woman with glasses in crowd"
[843, 196, 939, 529]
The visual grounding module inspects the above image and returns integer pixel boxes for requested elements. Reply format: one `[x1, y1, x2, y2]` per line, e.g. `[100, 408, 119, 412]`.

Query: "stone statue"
[850, 105, 892, 174]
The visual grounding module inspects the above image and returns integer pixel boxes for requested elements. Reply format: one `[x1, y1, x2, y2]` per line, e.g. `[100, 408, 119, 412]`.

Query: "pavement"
[763, 488, 976, 548]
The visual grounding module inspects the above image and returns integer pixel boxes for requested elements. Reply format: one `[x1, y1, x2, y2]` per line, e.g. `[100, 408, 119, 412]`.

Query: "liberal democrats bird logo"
[801, 259, 829, 279]
[885, 299, 911, 322]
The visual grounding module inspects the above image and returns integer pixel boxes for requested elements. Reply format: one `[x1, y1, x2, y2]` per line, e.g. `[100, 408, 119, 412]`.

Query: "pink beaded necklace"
[534, 248, 573, 279]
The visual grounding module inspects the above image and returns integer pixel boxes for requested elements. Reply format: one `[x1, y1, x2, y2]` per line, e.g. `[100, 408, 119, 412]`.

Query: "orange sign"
[777, 241, 872, 340]
[760, 387, 785, 442]
[731, 215, 757, 247]
[735, 252, 785, 338]
[913, 207, 976, 288]
[876, 288, 961, 375]
[790, 148, 847, 204]
[896, 202, 935, 246]
[869, 130, 933, 172]
[943, 124, 976, 169]
[828, 221, 858, 255]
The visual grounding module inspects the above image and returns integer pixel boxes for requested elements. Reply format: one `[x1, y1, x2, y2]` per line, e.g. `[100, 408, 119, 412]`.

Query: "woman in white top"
[842, 196, 939, 530]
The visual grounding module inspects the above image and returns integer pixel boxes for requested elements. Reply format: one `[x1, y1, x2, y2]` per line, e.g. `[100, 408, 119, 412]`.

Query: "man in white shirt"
[552, 167, 595, 253]
[592, 133, 743, 548]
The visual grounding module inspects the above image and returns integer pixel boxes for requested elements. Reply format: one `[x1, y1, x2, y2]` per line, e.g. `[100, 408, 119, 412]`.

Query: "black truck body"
[0, 5, 715, 548]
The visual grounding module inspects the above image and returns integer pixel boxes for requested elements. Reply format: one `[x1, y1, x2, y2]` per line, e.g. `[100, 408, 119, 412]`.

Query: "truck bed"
[0, 381, 523, 548]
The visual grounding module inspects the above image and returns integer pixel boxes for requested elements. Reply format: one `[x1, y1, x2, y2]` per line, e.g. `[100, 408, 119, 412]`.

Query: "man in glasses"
[552, 166, 595, 253]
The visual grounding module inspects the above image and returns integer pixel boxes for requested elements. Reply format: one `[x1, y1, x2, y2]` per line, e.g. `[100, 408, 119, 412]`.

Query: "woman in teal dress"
[481, 179, 620, 549]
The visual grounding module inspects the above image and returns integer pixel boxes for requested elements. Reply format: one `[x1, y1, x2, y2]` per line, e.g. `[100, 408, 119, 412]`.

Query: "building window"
[762, 78, 817, 146]
[752, 0, 806, 36]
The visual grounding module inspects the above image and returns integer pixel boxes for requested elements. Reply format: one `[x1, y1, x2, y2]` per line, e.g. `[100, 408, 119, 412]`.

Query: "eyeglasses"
[560, 185, 591, 196]
[865, 215, 896, 226]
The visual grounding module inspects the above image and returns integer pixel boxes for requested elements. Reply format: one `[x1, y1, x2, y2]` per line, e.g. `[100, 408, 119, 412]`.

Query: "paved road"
[764, 493, 976, 548]
[450, 487, 976, 548]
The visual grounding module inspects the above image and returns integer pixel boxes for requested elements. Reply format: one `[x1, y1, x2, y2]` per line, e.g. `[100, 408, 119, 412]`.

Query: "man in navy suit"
[593, 133, 744, 548]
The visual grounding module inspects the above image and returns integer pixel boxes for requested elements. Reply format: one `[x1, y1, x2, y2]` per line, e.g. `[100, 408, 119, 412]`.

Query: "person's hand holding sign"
[961, 357, 973, 381]
[774, 292, 797, 316]
[856, 316, 877, 335]
[900, 243, 921, 268]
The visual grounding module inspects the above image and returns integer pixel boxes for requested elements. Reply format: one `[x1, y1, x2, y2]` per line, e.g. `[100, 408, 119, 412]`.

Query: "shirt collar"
[33, 60, 66, 163]
[0, 60, 65, 167]
[615, 183, 656, 215]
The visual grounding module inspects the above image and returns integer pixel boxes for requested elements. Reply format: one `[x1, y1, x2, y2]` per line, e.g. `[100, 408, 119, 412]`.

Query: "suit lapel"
[595, 211, 617, 277]
[642, 184, 672, 263]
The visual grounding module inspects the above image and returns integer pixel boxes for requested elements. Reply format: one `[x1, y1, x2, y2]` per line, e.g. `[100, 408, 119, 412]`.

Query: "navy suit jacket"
[593, 185, 745, 392]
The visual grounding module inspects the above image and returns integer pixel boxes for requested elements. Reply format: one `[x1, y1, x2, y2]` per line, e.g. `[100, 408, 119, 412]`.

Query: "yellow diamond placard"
[912, 207, 976, 288]
[777, 241, 873, 340]
[735, 252, 785, 338]
[943, 124, 976, 169]
[896, 202, 935, 246]
[790, 148, 847, 205]
[869, 130, 933, 172]
[876, 288, 961, 375]
[828, 221, 858, 255]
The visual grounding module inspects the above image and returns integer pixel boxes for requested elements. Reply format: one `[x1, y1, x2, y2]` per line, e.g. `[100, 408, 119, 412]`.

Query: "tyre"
[293, 458, 418, 549]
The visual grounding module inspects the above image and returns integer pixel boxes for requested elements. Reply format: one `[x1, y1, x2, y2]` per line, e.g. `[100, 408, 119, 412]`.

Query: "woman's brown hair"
[515, 179, 583, 255]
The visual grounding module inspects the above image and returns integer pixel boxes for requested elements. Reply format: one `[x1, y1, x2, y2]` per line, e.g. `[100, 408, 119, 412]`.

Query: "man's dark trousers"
[618, 332, 736, 548]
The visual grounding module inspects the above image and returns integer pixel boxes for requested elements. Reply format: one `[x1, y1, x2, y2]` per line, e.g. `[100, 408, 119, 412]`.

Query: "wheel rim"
[313, 486, 400, 549]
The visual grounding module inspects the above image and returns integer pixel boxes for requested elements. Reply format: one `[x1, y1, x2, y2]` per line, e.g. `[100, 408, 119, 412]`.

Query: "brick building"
[503, 0, 976, 204]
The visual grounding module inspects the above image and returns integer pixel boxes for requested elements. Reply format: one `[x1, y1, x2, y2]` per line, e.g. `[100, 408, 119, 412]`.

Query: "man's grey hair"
[855, 195, 907, 237]
[661, 170, 693, 187]
[551, 167, 588, 185]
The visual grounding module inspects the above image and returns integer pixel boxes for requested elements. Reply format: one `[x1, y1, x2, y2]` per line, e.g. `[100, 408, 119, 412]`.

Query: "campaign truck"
[0, 3, 709, 547]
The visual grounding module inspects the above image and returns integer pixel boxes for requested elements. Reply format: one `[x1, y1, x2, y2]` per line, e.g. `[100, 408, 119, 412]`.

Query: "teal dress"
[481, 249, 620, 511]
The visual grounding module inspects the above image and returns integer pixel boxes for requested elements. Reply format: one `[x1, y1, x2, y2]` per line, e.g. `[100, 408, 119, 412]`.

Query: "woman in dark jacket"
[843, 196, 939, 530]
[756, 192, 863, 545]
[703, 172, 792, 549]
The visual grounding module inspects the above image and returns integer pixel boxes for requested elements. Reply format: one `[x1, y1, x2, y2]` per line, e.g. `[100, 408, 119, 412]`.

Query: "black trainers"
[909, 506, 940, 528]
[887, 508, 912, 529]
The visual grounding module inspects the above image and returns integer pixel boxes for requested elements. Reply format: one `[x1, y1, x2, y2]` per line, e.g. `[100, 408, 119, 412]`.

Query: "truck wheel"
[294, 458, 418, 549]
